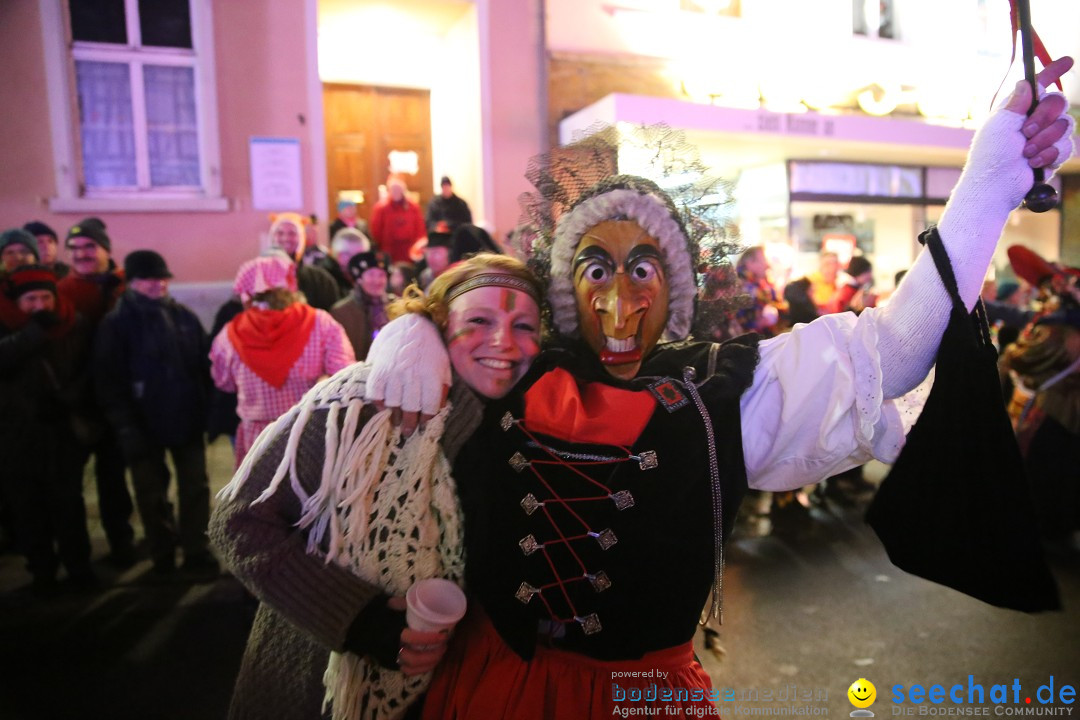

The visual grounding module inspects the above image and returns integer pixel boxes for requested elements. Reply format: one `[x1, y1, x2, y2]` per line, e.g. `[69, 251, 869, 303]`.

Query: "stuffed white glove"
[364, 313, 451, 415]
[936, 83, 1074, 308]
[875, 64, 1074, 399]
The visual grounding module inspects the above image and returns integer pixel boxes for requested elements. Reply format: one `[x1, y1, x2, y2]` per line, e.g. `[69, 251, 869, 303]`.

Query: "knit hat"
[233, 254, 298, 303]
[6, 264, 57, 299]
[995, 280, 1020, 302]
[426, 232, 453, 249]
[124, 250, 173, 280]
[22, 221, 58, 241]
[66, 218, 111, 253]
[0, 228, 40, 261]
[337, 199, 357, 212]
[347, 251, 390, 282]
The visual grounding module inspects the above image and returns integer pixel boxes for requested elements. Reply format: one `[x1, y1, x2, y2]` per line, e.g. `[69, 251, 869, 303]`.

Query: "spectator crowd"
[2, 165, 1077, 606]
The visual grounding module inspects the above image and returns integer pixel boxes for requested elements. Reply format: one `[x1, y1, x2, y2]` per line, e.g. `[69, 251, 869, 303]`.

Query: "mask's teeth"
[605, 336, 637, 353]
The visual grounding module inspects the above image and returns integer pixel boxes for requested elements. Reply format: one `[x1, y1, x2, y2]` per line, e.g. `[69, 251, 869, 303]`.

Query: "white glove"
[875, 66, 1074, 399]
[937, 79, 1073, 308]
[364, 313, 451, 415]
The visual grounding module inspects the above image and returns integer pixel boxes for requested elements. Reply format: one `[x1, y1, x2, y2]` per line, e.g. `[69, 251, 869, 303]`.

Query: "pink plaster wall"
[0, 3, 58, 226]
[0, 0, 320, 284]
[478, 0, 546, 241]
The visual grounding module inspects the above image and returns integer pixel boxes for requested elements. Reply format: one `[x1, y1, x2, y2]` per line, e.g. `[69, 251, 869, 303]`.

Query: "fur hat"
[0, 228, 40, 261]
[124, 250, 173, 280]
[66, 218, 111, 253]
[547, 176, 698, 341]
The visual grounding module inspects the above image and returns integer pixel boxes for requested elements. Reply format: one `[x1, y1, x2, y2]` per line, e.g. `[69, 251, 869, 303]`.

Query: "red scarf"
[227, 303, 317, 388]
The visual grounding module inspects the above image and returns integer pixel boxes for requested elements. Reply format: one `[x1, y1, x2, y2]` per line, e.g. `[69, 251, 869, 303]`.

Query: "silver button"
[519, 534, 540, 555]
[587, 571, 612, 592]
[577, 613, 602, 635]
[509, 452, 529, 472]
[520, 493, 541, 515]
[515, 582, 539, 604]
[591, 529, 618, 551]
[610, 490, 635, 510]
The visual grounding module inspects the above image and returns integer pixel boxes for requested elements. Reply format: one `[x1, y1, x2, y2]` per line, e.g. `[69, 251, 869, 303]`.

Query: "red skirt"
[422, 610, 720, 719]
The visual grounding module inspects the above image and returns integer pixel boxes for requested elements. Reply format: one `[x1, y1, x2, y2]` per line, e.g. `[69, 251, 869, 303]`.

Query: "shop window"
[42, 0, 224, 211]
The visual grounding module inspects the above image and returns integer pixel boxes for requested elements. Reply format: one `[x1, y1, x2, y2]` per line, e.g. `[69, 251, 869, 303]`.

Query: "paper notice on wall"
[250, 137, 303, 210]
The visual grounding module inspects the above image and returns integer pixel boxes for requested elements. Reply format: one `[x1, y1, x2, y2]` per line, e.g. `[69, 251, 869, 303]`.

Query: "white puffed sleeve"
[741, 308, 930, 492]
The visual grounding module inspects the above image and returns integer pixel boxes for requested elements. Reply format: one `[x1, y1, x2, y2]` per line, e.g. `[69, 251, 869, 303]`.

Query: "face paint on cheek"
[447, 325, 478, 346]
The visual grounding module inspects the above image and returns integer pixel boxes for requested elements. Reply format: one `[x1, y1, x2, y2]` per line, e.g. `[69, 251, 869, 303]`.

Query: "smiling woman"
[210, 253, 545, 720]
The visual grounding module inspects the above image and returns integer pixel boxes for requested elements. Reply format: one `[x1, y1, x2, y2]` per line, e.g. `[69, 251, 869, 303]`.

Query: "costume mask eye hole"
[630, 259, 659, 282]
[582, 261, 611, 284]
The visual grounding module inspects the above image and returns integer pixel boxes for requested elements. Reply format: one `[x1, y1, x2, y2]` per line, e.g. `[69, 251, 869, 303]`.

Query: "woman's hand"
[1003, 56, 1074, 170]
[364, 313, 452, 436]
[387, 596, 450, 676]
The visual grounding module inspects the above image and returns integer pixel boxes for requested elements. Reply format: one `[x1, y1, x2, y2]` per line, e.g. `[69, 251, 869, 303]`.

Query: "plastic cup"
[405, 578, 467, 632]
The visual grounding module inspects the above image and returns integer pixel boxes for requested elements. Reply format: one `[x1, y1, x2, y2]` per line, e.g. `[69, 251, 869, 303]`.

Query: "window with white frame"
[43, 0, 224, 210]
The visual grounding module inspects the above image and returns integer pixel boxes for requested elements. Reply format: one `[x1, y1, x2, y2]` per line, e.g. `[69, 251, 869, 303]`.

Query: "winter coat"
[0, 310, 96, 458]
[94, 290, 211, 456]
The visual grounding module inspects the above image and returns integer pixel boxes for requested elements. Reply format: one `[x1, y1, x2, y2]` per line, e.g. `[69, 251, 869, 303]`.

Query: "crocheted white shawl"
[222, 362, 465, 720]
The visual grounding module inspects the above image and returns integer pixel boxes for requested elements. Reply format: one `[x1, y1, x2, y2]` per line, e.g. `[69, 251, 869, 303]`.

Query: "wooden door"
[323, 84, 433, 228]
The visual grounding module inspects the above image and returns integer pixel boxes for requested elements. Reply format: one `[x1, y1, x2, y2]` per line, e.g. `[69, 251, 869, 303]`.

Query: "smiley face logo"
[848, 678, 877, 709]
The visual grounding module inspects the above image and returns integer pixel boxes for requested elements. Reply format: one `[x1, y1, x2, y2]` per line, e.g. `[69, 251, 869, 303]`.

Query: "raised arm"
[742, 59, 1074, 491]
[876, 58, 1074, 398]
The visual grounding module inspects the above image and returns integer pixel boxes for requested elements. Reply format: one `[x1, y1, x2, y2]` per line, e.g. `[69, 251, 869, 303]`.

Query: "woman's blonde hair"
[387, 253, 544, 331]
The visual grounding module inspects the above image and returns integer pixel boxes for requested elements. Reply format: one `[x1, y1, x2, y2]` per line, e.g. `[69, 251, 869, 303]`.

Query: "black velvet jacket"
[452, 336, 759, 661]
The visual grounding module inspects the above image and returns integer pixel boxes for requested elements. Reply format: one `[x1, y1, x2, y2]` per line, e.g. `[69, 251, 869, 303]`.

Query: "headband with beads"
[444, 273, 541, 307]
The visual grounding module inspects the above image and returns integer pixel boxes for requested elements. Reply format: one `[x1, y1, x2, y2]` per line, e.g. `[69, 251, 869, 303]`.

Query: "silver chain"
[524, 440, 627, 463]
[682, 367, 724, 626]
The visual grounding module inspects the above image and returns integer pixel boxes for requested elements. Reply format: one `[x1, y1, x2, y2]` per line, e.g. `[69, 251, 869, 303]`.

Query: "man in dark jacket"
[1, 265, 96, 592]
[58, 218, 136, 567]
[94, 250, 217, 576]
[425, 176, 472, 234]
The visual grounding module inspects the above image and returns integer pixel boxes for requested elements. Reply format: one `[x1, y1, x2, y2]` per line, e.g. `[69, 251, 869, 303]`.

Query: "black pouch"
[866, 227, 1060, 612]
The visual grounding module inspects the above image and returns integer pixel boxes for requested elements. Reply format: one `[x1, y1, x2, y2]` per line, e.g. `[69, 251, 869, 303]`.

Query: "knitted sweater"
[210, 370, 483, 720]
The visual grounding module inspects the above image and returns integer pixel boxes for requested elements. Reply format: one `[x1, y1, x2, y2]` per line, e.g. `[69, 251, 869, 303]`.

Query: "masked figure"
[340, 60, 1077, 720]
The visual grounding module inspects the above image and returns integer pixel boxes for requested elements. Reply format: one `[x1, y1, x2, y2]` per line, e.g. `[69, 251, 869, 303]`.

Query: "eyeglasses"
[67, 243, 100, 253]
